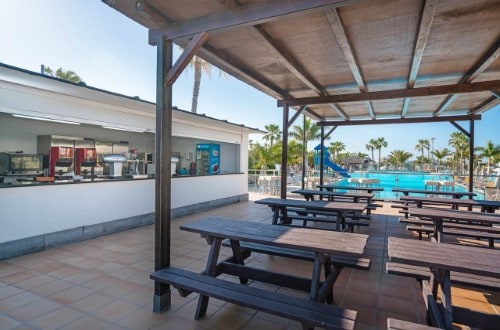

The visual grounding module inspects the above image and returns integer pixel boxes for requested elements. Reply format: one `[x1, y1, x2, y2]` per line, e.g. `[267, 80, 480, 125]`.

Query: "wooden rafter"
[318, 114, 481, 127]
[434, 38, 500, 116]
[402, 0, 438, 117]
[329, 104, 349, 120]
[278, 80, 500, 107]
[468, 95, 499, 115]
[252, 25, 325, 95]
[327, 8, 375, 119]
[166, 32, 209, 86]
[148, 0, 359, 42]
[408, 0, 438, 88]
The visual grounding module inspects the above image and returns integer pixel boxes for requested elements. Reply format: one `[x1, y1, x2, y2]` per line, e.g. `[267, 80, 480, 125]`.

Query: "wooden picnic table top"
[317, 184, 384, 192]
[255, 197, 367, 213]
[392, 188, 476, 198]
[400, 196, 500, 208]
[292, 189, 374, 199]
[388, 237, 500, 279]
[181, 216, 368, 257]
[407, 207, 500, 224]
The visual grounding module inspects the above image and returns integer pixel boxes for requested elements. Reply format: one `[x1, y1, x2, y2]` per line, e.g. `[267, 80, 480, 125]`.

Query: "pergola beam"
[317, 114, 480, 127]
[402, 0, 437, 117]
[434, 39, 500, 116]
[288, 105, 308, 128]
[166, 32, 209, 86]
[149, 0, 359, 42]
[329, 103, 349, 120]
[327, 9, 375, 119]
[408, 0, 438, 88]
[468, 95, 498, 115]
[278, 80, 500, 106]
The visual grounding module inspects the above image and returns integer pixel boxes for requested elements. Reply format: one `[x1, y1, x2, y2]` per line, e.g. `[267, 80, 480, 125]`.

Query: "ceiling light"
[102, 126, 145, 133]
[13, 114, 80, 125]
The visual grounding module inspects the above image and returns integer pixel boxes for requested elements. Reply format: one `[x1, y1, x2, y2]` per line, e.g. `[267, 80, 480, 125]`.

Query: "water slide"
[313, 145, 350, 178]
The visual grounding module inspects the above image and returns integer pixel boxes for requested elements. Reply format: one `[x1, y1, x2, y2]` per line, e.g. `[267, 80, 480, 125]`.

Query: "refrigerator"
[196, 143, 220, 175]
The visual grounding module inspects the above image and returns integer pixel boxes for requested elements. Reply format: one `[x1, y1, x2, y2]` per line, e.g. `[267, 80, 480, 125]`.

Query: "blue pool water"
[333, 171, 482, 200]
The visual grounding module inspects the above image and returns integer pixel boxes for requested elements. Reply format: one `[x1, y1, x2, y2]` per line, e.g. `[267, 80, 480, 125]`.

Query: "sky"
[0, 0, 498, 159]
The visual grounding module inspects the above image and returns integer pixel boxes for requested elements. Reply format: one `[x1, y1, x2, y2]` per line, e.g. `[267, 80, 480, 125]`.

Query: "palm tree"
[289, 117, 324, 152]
[43, 66, 82, 83]
[262, 124, 281, 148]
[448, 132, 469, 175]
[475, 140, 500, 174]
[328, 141, 346, 162]
[386, 150, 413, 170]
[365, 139, 377, 166]
[415, 156, 428, 169]
[190, 56, 212, 113]
[431, 148, 451, 172]
[374, 137, 388, 170]
[415, 139, 430, 166]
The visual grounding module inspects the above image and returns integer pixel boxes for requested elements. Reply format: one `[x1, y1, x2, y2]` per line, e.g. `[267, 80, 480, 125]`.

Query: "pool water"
[333, 171, 481, 200]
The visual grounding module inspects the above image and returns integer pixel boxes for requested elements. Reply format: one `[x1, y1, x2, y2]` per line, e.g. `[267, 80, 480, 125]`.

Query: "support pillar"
[319, 125, 325, 186]
[153, 36, 173, 313]
[302, 115, 307, 190]
[281, 103, 289, 199]
[468, 119, 475, 197]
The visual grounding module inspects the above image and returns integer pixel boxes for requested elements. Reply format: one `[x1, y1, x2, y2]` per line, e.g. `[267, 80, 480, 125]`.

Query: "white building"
[0, 62, 262, 259]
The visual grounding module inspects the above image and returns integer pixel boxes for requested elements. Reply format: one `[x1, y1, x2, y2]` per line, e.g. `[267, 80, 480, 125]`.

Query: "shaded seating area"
[1, 196, 498, 329]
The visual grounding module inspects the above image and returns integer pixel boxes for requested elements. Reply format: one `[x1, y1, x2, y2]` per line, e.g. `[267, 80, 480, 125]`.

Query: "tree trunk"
[191, 57, 202, 113]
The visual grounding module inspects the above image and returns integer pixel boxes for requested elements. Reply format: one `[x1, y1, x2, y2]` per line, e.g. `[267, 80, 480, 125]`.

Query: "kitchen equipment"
[0, 153, 44, 174]
[49, 146, 74, 177]
[75, 148, 97, 176]
[102, 154, 128, 177]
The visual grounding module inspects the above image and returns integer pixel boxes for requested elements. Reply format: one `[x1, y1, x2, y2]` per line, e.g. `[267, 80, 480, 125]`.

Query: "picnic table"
[388, 237, 500, 329]
[407, 207, 500, 245]
[400, 195, 500, 213]
[317, 184, 384, 194]
[159, 217, 367, 327]
[292, 189, 374, 203]
[392, 188, 476, 199]
[255, 197, 368, 231]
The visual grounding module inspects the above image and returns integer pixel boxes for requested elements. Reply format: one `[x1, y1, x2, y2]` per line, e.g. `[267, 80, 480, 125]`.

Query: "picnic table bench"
[316, 184, 384, 194]
[388, 237, 500, 330]
[291, 189, 378, 215]
[405, 207, 500, 247]
[255, 197, 369, 232]
[398, 196, 500, 214]
[392, 188, 476, 200]
[151, 217, 367, 329]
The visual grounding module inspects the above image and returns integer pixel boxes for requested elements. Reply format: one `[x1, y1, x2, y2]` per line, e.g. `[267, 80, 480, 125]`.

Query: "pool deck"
[0, 192, 498, 329]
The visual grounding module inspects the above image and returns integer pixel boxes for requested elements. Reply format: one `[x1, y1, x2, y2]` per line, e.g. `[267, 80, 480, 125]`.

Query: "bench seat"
[222, 240, 371, 270]
[386, 262, 500, 291]
[151, 266, 357, 329]
[387, 318, 439, 330]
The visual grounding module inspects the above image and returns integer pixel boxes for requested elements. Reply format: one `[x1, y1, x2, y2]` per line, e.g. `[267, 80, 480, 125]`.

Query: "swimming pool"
[333, 171, 482, 200]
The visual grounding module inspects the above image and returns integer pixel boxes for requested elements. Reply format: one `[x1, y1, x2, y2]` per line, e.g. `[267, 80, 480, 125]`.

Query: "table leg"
[434, 219, 443, 243]
[195, 236, 222, 320]
[429, 268, 453, 330]
[229, 239, 248, 284]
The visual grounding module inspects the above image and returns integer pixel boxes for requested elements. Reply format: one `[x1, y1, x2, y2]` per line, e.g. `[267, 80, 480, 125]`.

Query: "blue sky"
[0, 0, 498, 157]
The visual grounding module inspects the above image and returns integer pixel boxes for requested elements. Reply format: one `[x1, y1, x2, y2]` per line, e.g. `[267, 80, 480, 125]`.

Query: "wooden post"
[468, 119, 474, 197]
[281, 103, 289, 199]
[319, 125, 325, 186]
[153, 36, 173, 313]
[302, 115, 306, 190]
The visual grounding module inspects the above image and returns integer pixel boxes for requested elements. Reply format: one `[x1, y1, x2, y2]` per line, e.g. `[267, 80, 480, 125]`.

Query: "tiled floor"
[0, 193, 498, 329]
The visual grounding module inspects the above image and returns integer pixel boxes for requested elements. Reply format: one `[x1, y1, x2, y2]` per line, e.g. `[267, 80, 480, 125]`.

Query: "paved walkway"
[0, 193, 498, 329]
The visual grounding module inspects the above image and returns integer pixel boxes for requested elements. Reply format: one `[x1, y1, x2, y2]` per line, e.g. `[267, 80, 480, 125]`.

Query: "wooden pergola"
[103, 0, 500, 311]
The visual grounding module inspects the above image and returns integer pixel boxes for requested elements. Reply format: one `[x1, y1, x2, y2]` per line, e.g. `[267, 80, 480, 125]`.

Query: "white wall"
[0, 175, 247, 243]
[0, 180, 154, 243]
